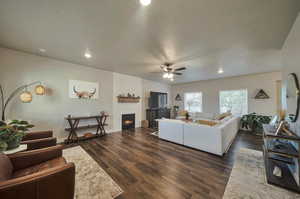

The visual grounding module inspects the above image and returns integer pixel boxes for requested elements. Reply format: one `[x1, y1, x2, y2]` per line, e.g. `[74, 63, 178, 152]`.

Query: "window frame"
[184, 92, 203, 113]
[219, 89, 248, 116]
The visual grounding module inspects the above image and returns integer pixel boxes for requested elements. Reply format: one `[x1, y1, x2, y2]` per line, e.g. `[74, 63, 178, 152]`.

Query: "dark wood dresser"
[146, 108, 171, 129]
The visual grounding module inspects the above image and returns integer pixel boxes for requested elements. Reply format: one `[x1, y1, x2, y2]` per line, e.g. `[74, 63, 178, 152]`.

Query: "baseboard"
[107, 129, 121, 133]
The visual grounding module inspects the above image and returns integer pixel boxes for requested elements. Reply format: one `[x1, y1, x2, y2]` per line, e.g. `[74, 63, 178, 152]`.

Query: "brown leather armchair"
[0, 145, 75, 199]
[21, 130, 57, 150]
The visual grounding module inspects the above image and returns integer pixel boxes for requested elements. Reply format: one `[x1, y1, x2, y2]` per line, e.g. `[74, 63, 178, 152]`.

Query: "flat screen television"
[149, 92, 168, 109]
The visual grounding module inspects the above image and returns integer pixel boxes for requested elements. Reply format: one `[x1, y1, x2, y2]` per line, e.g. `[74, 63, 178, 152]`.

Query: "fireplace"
[122, 113, 135, 130]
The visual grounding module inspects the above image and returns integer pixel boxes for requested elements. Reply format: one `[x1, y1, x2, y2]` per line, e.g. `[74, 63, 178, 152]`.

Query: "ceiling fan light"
[140, 0, 151, 6]
[218, 68, 224, 74]
[163, 73, 168, 78]
[169, 73, 174, 78]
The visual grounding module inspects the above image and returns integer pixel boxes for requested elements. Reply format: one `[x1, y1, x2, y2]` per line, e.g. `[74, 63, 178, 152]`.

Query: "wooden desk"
[64, 115, 108, 144]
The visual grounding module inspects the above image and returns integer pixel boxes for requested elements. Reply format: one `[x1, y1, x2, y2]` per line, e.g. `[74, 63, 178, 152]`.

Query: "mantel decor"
[0, 81, 46, 121]
[117, 93, 140, 103]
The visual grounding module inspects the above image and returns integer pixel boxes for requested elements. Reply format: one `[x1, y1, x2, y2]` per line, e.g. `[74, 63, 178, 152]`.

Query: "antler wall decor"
[73, 86, 96, 99]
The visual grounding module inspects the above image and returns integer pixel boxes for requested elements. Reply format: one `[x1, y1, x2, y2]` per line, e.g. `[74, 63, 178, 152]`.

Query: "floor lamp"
[0, 81, 45, 121]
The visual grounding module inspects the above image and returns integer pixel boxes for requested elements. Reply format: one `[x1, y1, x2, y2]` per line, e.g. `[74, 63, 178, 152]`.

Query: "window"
[219, 89, 248, 116]
[184, 92, 202, 112]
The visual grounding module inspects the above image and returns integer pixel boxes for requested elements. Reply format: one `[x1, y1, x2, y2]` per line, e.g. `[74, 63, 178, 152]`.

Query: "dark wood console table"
[64, 115, 108, 144]
[263, 124, 300, 193]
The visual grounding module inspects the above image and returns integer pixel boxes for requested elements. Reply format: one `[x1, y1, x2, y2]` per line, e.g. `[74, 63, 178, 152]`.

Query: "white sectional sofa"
[157, 116, 240, 156]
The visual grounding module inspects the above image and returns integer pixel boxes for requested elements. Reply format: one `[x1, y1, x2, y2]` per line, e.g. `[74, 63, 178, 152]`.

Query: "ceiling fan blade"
[173, 72, 182, 75]
[174, 67, 186, 71]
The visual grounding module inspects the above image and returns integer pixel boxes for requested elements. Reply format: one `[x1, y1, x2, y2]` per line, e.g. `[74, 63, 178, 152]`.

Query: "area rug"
[223, 148, 300, 199]
[63, 146, 123, 199]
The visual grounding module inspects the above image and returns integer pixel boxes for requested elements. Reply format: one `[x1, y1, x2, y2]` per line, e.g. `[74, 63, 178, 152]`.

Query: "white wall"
[111, 74, 172, 131]
[171, 72, 282, 116]
[0, 48, 114, 139]
[0, 48, 171, 138]
[282, 13, 300, 135]
[112, 73, 143, 131]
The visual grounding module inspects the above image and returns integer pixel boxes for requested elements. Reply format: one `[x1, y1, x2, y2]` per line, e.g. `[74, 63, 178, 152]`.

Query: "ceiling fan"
[160, 62, 186, 81]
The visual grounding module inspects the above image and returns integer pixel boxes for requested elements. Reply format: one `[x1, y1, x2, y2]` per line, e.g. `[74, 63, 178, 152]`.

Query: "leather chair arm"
[8, 145, 63, 171]
[21, 137, 57, 150]
[0, 163, 75, 199]
[22, 131, 53, 141]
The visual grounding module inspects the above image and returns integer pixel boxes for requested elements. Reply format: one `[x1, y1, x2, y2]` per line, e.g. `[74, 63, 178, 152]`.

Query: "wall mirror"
[286, 73, 300, 122]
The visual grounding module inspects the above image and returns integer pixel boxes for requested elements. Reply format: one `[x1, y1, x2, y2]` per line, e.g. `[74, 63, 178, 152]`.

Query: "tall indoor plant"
[0, 120, 34, 151]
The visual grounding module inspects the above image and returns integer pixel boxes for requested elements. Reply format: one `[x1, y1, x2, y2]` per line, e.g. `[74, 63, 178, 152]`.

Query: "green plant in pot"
[0, 120, 34, 151]
[240, 113, 272, 134]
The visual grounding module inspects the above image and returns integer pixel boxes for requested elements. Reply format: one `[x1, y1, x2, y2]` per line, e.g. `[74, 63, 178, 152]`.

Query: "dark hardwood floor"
[75, 128, 262, 199]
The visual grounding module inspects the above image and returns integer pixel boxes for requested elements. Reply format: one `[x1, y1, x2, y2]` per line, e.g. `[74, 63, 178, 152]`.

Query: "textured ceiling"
[0, 0, 299, 84]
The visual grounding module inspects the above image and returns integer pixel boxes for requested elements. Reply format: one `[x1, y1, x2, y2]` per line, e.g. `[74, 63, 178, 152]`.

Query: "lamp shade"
[20, 91, 32, 103]
[35, 85, 45, 95]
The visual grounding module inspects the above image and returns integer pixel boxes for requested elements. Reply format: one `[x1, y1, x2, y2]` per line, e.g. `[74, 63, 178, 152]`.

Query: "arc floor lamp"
[0, 81, 45, 121]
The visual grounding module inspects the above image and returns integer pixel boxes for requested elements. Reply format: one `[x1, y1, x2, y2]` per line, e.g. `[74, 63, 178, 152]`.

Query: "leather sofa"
[0, 145, 75, 199]
[21, 130, 57, 151]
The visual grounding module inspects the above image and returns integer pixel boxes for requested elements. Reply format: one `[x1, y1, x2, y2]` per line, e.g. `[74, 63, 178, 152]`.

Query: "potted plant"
[0, 120, 34, 151]
[240, 113, 272, 134]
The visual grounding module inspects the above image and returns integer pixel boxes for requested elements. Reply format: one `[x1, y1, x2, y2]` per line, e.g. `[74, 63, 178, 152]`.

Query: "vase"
[6, 137, 22, 150]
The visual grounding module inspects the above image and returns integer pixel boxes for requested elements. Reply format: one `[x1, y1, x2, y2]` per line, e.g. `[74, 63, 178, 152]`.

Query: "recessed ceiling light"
[218, 68, 224, 74]
[84, 52, 92, 59]
[39, 48, 46, 53]
[140, 0, 151, 6]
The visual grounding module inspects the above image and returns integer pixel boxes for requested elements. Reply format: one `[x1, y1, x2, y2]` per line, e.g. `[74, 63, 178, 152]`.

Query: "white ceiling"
[0, 0, 299, 84]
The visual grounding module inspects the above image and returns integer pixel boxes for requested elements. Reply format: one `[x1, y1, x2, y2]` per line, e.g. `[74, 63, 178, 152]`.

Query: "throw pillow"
[196, 120, 218, 126]
[215, 111, 232, 120]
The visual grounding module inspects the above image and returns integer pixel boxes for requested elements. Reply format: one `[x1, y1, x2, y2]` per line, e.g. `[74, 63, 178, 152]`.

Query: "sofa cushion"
[12, 157, 66, 179]
[0, 153, 13, 181]
[191, 112, 215, 120]
[215, 111, 232, 120]
[196, 120, 218, 126]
